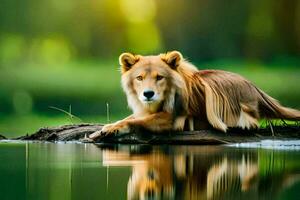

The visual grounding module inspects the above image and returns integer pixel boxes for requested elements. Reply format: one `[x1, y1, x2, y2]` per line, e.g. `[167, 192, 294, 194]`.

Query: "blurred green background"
[0, 0, 299, 137]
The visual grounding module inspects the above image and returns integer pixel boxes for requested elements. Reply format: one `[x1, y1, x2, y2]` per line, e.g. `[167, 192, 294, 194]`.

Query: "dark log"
[7, 123, 300, 145]
[15, 124, 103, 141]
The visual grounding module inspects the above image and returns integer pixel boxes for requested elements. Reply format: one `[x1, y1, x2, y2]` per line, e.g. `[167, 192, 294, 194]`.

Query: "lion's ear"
[161, 51, 183, 69]
[119, 53, 139, 72]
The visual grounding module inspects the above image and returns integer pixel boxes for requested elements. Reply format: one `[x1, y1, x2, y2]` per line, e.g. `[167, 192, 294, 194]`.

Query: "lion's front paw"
[100, 122, 130, 136]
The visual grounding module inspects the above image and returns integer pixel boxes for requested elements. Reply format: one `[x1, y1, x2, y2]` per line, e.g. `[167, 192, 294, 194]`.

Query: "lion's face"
[119, 51, 185, 114]
[131, 63, 170, 106]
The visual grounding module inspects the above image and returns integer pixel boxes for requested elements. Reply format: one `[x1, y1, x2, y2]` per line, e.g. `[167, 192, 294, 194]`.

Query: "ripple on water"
[228, 140, 300, 150]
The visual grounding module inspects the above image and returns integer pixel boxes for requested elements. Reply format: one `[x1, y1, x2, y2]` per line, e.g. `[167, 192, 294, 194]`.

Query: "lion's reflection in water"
[101, 146, 260, 200]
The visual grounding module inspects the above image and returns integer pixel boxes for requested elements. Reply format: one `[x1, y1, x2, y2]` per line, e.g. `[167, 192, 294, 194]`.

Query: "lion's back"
[196, 69, 259, 102]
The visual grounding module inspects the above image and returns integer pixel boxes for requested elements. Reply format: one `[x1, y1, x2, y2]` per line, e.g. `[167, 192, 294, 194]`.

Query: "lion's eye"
[136, 76, 143, 81]
[156, 75, 164, 81]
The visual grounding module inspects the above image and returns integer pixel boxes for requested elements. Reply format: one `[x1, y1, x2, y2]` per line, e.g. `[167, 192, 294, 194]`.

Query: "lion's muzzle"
[143, 90, 155, 101]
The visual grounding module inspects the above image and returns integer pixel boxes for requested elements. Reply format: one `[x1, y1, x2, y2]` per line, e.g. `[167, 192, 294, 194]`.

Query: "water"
[0, 142, 299, 200]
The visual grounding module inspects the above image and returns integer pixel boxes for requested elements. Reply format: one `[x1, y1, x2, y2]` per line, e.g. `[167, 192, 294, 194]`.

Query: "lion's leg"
[173, 116, 194, 131]
[173, 116, 187, 131]
[98, 112, 173, 137]
[236, 104, 259, 129]
[188, 117, 194, 131]
[127, 112, 173, 132]
[88, 115, 134, 139]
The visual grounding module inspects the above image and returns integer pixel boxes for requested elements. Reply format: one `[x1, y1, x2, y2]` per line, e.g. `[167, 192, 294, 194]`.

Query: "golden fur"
[89, 51, 300, 138]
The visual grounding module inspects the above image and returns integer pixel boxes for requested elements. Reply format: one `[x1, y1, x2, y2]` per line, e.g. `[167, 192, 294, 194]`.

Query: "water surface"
[0, 142, 299, 200]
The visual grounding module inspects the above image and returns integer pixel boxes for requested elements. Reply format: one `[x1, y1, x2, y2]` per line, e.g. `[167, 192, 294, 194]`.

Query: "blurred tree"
[0, 0, 299, 62]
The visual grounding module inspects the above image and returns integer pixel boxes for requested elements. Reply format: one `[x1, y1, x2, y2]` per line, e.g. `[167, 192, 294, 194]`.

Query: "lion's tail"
[257, 88, 300, 120]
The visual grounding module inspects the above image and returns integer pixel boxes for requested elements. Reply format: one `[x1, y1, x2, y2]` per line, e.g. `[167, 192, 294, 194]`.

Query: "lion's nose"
[143, 90, 155, 99]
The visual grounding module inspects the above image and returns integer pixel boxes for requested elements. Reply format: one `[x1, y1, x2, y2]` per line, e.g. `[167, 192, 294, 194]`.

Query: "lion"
[89, 51, 300, 139]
